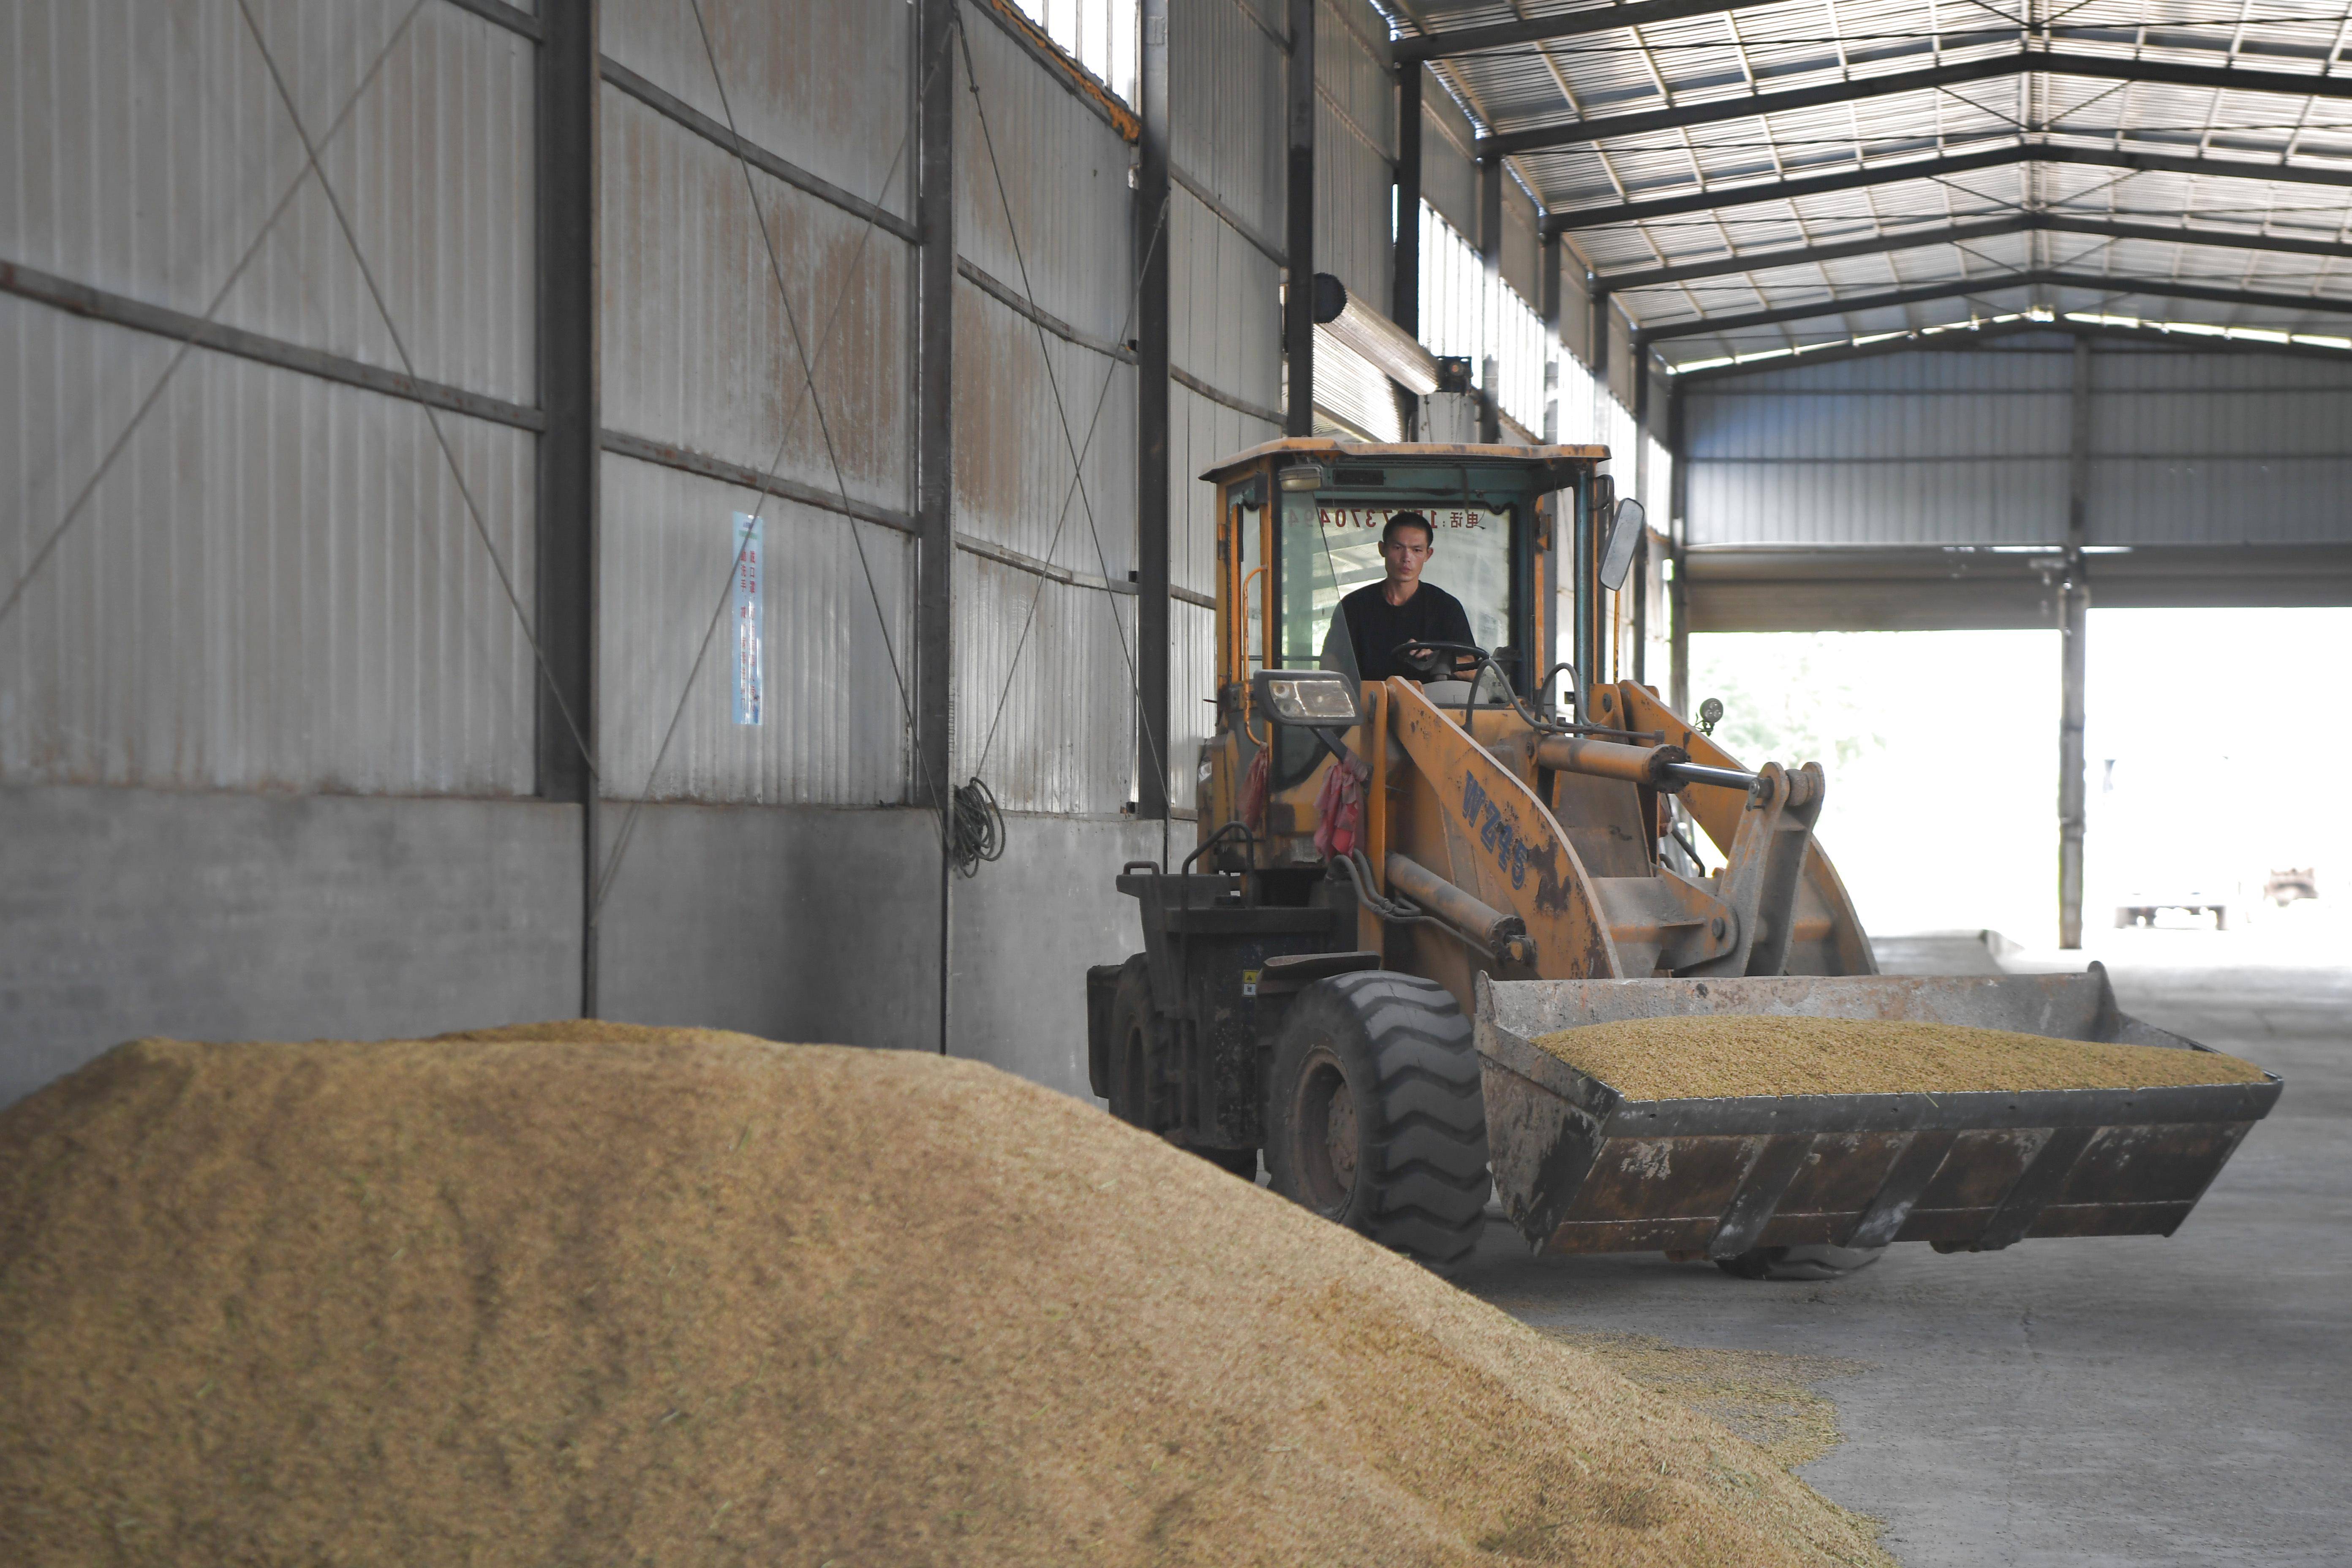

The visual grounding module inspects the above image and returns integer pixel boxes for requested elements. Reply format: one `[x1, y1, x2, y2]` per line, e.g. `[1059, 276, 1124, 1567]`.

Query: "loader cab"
[1203, 438, 1611, 810]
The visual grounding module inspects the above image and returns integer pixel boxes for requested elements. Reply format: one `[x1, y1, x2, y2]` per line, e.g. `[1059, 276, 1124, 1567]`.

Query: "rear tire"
[1264, 972, 1490, 1272]
[1716, 1244, 1884, 1282]
[1105, 957, 1160, 1130]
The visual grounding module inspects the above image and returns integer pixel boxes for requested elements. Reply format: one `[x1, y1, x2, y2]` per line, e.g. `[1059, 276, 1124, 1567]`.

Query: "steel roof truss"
[1674, 315, 2352, 382]
[1636, 270, 2352, 343]
[1602, 212, 2352, 291]
[1548, 145, 2352, 236]
[1484, 49, 2352, 158]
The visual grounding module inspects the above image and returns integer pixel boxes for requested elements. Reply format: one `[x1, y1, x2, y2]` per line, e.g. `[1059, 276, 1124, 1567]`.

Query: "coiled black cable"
[950, 776, 1006, 878]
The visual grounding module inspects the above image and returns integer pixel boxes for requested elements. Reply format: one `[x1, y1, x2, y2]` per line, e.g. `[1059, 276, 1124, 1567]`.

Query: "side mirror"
[1252, 669, 1363, 729]
[1600, 497, 1646, 592]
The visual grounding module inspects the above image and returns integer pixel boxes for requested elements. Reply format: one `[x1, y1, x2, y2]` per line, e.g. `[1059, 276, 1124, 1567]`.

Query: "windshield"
[1277, 498, 1513, 678]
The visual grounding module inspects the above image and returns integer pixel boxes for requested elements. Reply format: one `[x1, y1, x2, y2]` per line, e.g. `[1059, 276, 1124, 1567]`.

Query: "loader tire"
[1715, 1244, 1884, 1282]
[1265, 972, 1490, 1273]
[1105, 957, 1161, 1131]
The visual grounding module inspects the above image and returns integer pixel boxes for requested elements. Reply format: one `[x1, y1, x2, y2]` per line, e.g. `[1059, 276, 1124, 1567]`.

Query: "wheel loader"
[1086, 438, 2279, 1277]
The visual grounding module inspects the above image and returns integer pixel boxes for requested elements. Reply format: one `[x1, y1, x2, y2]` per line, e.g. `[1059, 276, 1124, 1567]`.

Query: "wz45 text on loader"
[1086, 438, 2278, 1277]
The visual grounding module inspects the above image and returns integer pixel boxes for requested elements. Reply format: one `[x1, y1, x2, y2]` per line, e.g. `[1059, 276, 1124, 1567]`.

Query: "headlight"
[1251, 669, 1362, 728]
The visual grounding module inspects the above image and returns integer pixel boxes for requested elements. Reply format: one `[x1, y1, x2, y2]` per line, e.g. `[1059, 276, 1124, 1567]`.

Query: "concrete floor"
[1456, 919, 2351, 1567]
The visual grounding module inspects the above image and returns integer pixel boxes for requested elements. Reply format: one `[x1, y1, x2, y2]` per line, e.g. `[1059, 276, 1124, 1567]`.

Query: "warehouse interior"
[3, 1, 2347, 1563]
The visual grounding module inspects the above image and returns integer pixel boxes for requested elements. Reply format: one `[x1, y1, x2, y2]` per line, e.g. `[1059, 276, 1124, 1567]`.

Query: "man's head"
[1380, 512, 1435, 592]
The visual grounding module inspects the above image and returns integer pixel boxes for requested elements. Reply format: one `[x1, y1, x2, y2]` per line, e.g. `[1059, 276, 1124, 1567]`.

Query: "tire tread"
[1271, 971, 1491, 1271]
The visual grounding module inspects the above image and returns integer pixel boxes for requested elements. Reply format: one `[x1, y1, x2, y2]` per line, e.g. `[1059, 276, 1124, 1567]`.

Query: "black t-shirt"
[1336, 580, 1475, 681]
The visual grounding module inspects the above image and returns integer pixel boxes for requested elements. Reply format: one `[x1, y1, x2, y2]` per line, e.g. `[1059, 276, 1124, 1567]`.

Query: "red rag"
[1313, 755, 1369, 860]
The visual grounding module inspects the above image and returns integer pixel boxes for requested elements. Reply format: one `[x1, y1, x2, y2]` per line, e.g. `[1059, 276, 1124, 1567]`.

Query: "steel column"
[2059, 337, 2092, 950]
[1667, 384, 1689, 715]
[1541, 232, 1561, 441]
[1285, 0, 1316, 435]
[917, 0, 958, 1046]
[1136, 0, 1171, 823]
[1591, 283, 1609, 376]
[1478, 154, 1503, 443]
[536, 0, 599, 1017]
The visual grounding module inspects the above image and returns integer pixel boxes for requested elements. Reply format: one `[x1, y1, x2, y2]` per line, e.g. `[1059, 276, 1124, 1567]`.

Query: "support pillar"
[1590, 282, 1609, 377]
[1477, 153, 1502, 442]
[536, 0, 599, 1015]
[916, 0, 958, 1043]
[1541, 231, 1561, 442]
[1135, 0, 1171, 823]
[2058, 336, 2092, 949]
[1667, 384, 1689, 714]
[1284, 0, 1316, 435]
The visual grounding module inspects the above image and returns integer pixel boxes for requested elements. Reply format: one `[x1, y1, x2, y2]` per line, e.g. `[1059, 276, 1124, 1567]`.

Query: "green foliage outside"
[1685, 633, 1889, 772]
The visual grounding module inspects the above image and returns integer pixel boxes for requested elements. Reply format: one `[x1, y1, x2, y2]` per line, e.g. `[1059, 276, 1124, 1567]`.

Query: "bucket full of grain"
[1473, 966, 2281, 1260]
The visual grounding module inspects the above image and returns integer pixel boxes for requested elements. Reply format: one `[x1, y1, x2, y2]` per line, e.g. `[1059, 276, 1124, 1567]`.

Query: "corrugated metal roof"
[1388, 0, 2352, 371]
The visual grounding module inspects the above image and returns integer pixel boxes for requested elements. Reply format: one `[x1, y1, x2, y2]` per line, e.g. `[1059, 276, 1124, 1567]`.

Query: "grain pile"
[1533, 1015, 2267, 1100]
[0, 1023, 1892, 1568]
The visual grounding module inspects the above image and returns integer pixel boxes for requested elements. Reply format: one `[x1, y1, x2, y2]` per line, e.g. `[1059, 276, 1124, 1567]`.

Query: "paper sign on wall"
[731, 512, 763, 726]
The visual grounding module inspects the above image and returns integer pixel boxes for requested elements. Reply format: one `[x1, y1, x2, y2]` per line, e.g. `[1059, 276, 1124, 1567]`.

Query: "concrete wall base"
[2, 786, 1163, 1109]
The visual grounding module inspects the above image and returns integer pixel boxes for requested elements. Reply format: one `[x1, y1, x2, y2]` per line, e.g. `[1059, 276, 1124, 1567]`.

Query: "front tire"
[1264, 972, 1490, 1272]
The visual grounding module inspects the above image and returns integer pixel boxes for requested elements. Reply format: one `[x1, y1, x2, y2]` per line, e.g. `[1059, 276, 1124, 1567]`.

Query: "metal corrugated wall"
[598, 459, 913, 807]
[3, 1, 535, 398]
[2, 0, 538, 793]
[1683, 340, 2352, 548]
[2088, 352, 2352, 546]
[601, 0, 912, 209]
[950, 10, 1139, 814]
[1170, 0, 1282, 246]
[596, 0, 917, 807]
[598, 89, 911, 516]
[1165, 0, 1285, 809]
[1313, 0, 1393, 310]
[1685, 350, 2070, 547]
[1419, 74, 1478, 243]
[5, 0, 1667, 811]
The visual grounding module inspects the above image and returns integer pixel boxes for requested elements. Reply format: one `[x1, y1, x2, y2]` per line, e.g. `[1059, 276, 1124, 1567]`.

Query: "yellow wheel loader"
[1086, 439, 2279, 1277]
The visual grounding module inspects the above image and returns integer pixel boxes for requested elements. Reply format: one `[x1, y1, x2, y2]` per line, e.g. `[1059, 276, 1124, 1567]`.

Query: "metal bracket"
[1588, 866, 1738, 976]
[1682, 760, 1825, 977]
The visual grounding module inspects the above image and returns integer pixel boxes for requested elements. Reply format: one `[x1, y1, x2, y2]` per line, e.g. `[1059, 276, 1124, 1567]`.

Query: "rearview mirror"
[1252, 669, 1363, 729]
[1600, 497, 1646, 593]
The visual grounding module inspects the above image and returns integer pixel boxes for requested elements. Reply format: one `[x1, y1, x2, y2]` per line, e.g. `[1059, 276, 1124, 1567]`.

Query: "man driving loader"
[1332, 512, 1476, 681]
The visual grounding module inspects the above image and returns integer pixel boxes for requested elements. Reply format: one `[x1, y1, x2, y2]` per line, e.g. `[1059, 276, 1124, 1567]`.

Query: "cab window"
[1276, 497, 1514, 675]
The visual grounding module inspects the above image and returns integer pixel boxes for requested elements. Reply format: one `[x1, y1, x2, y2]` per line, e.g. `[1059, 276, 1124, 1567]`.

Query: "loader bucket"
[1473, 969, 2281, 1258]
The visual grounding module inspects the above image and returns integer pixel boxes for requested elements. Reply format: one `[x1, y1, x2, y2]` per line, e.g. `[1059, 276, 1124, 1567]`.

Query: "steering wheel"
[1391, 639, 1487, 681]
